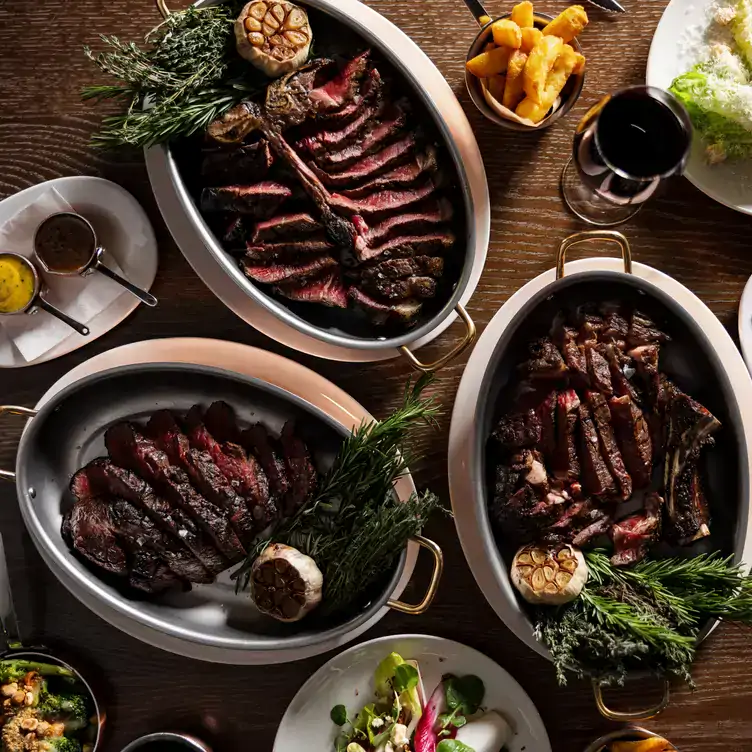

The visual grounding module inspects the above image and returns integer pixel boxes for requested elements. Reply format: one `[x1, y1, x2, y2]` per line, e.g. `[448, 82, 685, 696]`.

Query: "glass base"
[560, 158, 642, 227]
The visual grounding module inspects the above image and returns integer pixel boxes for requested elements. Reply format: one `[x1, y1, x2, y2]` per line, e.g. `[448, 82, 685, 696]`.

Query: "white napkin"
[0, 187, 126, 363]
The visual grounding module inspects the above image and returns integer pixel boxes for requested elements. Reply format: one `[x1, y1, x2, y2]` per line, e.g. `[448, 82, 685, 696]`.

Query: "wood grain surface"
[1, 0, 752, 750]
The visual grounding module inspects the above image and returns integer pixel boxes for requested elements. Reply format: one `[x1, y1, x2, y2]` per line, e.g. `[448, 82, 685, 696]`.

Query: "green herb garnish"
[330, 704, 348, 727]
[392, 663, 419, 694]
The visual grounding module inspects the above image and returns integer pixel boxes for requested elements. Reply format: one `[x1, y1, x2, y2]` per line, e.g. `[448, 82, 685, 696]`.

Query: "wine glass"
[560, 85, 692, 227]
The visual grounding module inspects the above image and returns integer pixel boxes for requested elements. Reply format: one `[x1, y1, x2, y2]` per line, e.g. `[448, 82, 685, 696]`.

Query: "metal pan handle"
[0, 406, 38, 482]
[387, 535, 443, 615]
[592, 677, 671, 721]
[398, 304, 476, 374]
[556, 230, 633, 280]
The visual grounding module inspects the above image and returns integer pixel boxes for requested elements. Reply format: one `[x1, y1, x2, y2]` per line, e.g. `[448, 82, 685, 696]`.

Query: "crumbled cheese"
[371, 717, 385, 729]
[715, 4, 737, 24]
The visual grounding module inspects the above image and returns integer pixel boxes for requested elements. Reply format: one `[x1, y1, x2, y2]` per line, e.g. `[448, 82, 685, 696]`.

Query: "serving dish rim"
[12, 361, 410, 652]
[449, 256, 752, 662]
[148, 0, 490, 352]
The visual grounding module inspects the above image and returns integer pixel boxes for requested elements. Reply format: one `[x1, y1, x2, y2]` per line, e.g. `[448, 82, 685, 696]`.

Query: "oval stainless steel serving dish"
[0, 363, 442, 662]
[146, 0, 489, 372]
[448, 230, 752, 719]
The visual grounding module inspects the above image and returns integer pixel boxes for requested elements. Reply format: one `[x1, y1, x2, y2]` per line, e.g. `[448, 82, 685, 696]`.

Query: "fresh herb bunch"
[535, 551, 752, 687]
[234, 376, 445, 614]
[82, 3, 262, 148]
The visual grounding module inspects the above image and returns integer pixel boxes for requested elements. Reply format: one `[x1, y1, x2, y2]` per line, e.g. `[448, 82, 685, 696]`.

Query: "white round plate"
[28, 337, 418, 664]
[145, 0, 489, 364]
[738, 274, 752, 374]
[273, 634, 551, 752]
[646, 0, 752, 215]
[448, 257, 752, 660]
[0, 176, 158, 366]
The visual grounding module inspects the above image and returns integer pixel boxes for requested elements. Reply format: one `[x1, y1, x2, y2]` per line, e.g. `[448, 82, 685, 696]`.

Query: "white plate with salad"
[647, 0, 752, 214]
[273, 634, 551, 752]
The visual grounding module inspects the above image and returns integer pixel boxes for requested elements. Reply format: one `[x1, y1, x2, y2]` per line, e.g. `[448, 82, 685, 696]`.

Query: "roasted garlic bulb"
[251, 543, 323, 621]
[235, 1, 312, 77]
[511, 543, 587, 605]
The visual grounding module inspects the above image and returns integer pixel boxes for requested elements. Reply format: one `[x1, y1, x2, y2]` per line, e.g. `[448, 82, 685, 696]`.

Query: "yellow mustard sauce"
[0, 255, 35, 313]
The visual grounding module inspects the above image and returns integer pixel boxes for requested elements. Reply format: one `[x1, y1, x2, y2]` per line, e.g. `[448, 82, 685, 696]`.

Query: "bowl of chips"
[465, 2, 587, 130]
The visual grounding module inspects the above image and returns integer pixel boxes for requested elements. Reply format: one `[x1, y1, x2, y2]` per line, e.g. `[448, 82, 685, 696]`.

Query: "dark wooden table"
[1, 0, 752, 749]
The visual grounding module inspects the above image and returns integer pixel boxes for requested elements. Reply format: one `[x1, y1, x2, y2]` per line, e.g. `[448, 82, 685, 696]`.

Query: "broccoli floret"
[39, 737, 82, 752]
[38, 693, 90, 733]
[0, 660, 74, 683]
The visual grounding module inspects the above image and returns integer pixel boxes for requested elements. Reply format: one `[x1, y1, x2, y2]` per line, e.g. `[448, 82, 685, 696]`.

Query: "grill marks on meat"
[279, 422, 317, 516]
[553, 390, 580, 482]
[494, 409, 541, 451]
[579, 403, 616, 497]
[587, 391, 632, 500]
[585, 346, 613, 395]
[200, 182, 292, 215]
[361, 275, 436, 301]
[609, 395, 652, 488]
[358, 256, 444, 282]
[521, 338, 567, 380]
[242, 422, 291, 502]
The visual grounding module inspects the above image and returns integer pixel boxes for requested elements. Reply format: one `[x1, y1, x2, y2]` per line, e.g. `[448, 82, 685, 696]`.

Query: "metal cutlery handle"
[0, 535, 22, 649]
[93, 258, 158, 307]
[35, 298, 90, 336]
[461, 0, 493, 24]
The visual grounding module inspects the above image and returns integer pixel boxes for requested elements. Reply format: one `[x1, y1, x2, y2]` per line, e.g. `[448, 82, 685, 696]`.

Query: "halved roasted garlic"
[511, 543, 587, 605]
[251, 543, 323, 621]
[235, 1, 312, 78]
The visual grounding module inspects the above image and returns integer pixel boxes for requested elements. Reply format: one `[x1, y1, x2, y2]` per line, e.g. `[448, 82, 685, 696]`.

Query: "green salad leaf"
[393, 663, 419, 694]
[445, 675, 485, 715]
[330, 704, 348, 727]
[437, 740, 475, 752]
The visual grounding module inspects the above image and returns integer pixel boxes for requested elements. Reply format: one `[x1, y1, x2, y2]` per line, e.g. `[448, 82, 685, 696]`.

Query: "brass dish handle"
[556, 230, 632, 280]
[387, 535, 443, 615]
[592, 677, 671, 722]
[398, 304, 476, 374]
[0, 406, 38, 482]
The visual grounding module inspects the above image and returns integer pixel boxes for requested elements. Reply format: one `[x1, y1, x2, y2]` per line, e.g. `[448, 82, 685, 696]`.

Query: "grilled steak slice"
[242, 422, 291, 499]
[348, 287, 422, 324]
[241, 255, 338, 284]
[600, 308, 629, 346]
[332, 179, 440, 216]
[311, 134, 416, 188]
[251, 213, 321, 243]
[555, 326, 588, 385]
[355, 199, 453, 246]
[600, 343, 641, 402]
[307, 50, 371, 111]
[129, 557, 184, 594]
[77, 459, 225, 577]
[579, 403, 616, 497]
[201, 140, 274, 186]
[520, 337, 567, 380]
[545, 499, 611, 547]
[244, 238, 335, 261]
[222, 216, 247, 250]
[340, 148, 438, 198]
[62, 494, 128, 577]
[148, 411, 256, 547]
[627, 311, 669, 348]
[105, 423, 245, 562]
[665, 463, 710, 544]
[204, 401, 242, 443]
[536, 392, 557, 461]
[357, 232, 454, 263]
[362, 275, 436, 301]
[570, 511, 613, 548]
[585, 345, 613, 395]
[629, 344, 661, 404]
[609, 395, 653, 489]
[587, 391, 632, 500]
[493, 409, 542, 450]
[611, 493, 663, 566]
[553, 390, 580, 482]
[200, 182, 292, 215]
[279, 421, 318, 516]
[359, 256, 444, 281]
[276, 271, 348, 308]
[185, 405, 276, 531]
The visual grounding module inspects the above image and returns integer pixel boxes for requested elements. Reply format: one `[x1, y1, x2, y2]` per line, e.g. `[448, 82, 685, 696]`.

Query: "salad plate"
[273, 634, 551, 752]
[646, 0, 752, 215]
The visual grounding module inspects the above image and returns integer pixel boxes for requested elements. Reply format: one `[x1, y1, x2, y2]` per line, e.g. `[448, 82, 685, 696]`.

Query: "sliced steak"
[348, 286, 422, 324]
[536, 391, 558, 461]
[241, 422, 291, 499]
[244, 238, 336, 261]
[359, 256, 444, 281]
[204, 401, 242, 444]
[222, 216, 247, 250]
[307, 50, 370, 111]
[148, 410, 256, 548]
[105, 423, 245, 563]
[609, 395, 652, 489]
[587, 391, 632, 500]
[129, 557, 184, 594]
[585, 345, 613, 395]
[610, 492, 663, 566]
[627, 311, 669, 348]
[340, 148, 438, 198]
[555, 326, 588, 385]
[553, 390, 580, 482]
[201, 140, 274, 186]
[600, 308, 629, 346]
[493, 409, 542, 450]
[276, 270, 348, 308]
[251, 213, 322, 243]
[356, 199, 453, 245]
[279, 421, 318, 516]
[665, 463, 711, 544]
[629, 344, 661, 404]
[579, 403, 616, 497]
[357, 232, 454, 263]
[600, 342, 641, 403]
[62, 495, 128, 577]
[520, 337, 567, 381]
[241, 255, 338, 284]
[361, 275, 436, 301]
[199, 182, 292, 215]
[77, 459, 225, 577]
[489, 471, 560, 544]
[185, 405, 276, 530]
[332, 179, 440, 216]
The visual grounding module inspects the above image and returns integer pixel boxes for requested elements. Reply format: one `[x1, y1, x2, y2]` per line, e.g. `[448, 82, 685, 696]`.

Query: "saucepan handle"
[387, 535, 444, 615]
[398, 304, 476, 374]
[462, 0, 494, 25]
[592, 677, 671, 721]
[0, 406, 38, 482]
[556, 230, 633, 280]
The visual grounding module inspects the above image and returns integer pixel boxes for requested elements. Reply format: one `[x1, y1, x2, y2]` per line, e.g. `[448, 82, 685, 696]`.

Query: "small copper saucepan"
[34, 212, 157, 308]
[0, 252, 90, 336]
